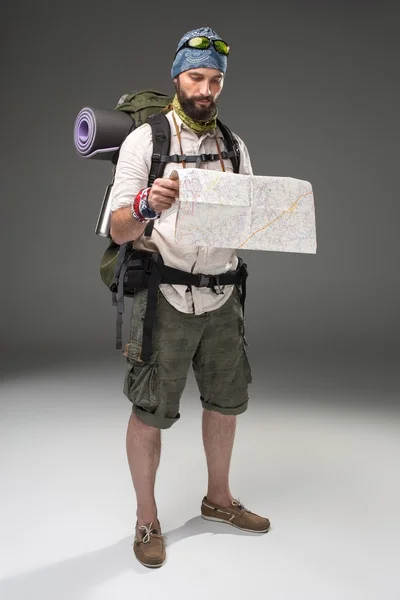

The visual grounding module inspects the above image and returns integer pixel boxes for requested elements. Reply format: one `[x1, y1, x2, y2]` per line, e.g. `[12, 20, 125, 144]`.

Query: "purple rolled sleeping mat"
[74, 106, 135, 236]
[73, 107, 133, 161]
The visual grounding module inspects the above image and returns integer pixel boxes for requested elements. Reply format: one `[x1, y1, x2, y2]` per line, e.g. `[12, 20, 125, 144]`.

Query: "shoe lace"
[136, 522, 166, 544]
[232, 498, 250, 512]
[138, 522, 157, 544]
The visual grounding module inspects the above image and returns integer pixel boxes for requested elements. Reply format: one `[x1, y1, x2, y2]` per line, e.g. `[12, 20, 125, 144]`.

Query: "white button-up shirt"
[110, 109, 253, 314]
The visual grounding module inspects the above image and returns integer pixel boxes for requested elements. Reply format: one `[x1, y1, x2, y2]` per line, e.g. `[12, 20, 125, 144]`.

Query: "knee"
[128, 410, 160, 435]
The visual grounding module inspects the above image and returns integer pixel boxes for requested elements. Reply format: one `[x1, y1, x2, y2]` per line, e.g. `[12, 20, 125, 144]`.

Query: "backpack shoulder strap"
[147, 112, 171, 186]
[143, 112, 171, 236]
[216, 119, 240, 173]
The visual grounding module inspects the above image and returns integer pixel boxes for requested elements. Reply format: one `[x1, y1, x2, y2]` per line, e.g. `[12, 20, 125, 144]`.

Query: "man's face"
[174, 68, 224, 121]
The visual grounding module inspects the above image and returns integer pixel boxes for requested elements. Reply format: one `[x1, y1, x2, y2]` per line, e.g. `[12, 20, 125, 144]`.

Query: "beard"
[175, 80, 218, 122]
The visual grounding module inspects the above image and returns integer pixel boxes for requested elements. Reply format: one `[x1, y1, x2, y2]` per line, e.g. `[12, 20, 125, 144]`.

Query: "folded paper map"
[171, 169, 317, 254]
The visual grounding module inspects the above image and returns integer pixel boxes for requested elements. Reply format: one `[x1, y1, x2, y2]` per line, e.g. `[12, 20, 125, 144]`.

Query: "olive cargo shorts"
[122, 285, 252, 429]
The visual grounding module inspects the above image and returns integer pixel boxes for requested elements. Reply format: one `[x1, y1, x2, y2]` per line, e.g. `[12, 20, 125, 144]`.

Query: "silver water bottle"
[95, 182, 114, 238]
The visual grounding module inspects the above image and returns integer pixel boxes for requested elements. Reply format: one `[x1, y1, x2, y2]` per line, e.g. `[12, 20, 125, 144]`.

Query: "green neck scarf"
[172, 94, 217, 135]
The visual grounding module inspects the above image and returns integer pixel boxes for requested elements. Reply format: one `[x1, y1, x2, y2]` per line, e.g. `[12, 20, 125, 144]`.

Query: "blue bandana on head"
[171, 26, 227, 79]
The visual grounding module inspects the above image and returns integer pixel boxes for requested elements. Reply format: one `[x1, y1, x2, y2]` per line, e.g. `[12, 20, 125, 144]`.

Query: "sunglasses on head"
[175, 36, 230, 57]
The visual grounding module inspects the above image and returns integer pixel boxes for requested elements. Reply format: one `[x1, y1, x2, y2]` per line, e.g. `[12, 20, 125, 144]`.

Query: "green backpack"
[113, 89, 174, 128]
[99, 89, 173, 290]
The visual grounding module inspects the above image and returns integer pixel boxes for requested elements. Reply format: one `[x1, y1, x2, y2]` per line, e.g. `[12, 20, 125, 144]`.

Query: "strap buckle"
[198, 274, 224, 295]
[172, 154, 186, 163]
[212, 275, 224, 295]
[198, 274, 210, 287]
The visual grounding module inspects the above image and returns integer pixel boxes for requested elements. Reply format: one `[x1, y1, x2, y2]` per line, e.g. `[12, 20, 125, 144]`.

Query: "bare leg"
[202, 409, 236, 505]
[126, 411, 161, 525]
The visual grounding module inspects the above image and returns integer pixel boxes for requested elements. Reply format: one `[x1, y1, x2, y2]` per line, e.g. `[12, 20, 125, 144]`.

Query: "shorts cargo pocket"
[123, 348, 160, 412]
[122, 289, 151, 364]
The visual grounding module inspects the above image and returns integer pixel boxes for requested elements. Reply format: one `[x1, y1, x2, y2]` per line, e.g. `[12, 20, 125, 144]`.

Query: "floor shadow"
[0, 515, 270, 599]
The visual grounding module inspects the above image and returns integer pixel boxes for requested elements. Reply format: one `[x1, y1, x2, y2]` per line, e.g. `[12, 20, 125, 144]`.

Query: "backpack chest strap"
[152, 149, 238, 165]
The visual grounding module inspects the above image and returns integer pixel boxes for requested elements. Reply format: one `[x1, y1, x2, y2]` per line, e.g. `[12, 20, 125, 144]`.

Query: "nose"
[199, 81, 211, 97]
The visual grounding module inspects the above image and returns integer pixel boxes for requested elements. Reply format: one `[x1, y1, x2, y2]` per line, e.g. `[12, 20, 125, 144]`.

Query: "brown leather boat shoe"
[201, 496, 271, 533]
[133, 519, 166, 568]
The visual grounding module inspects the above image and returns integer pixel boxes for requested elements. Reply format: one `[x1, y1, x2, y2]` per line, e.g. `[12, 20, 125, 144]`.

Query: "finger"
[156, 188, 177, 199]
[158, 179, 179, 190]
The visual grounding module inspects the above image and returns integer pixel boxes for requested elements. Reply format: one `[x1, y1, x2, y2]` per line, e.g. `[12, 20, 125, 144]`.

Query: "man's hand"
[148, 174, 179, 213]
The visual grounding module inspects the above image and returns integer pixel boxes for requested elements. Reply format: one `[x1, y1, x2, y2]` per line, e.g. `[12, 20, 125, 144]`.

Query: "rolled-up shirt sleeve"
[110, 123, 153, 212]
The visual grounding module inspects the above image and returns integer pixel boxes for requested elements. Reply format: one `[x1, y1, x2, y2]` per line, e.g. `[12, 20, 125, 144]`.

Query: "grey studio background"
[1, 2, 399, 379]
[1, 2, 400, 599]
